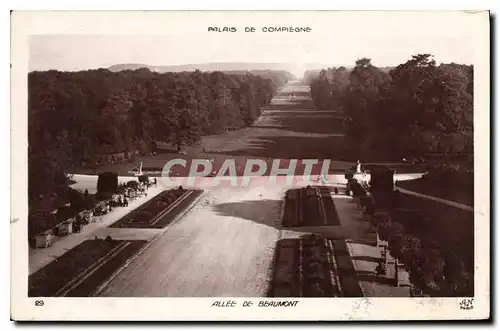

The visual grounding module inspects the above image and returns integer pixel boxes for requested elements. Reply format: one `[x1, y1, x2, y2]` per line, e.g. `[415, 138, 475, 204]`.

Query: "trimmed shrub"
[95, 190, 113, 201]
[420, 248, 446, 293]
[388, 231, 405, 259]
[399, 234, 422, 266]
[350, 181, 367, 198]
[127, 180, 139, 189]
[442, 252, 470, 296]
[138, 175, 149, 184]
[55, 205, 76, 223]
[374, 212, 392, 241]
[97, 172, 118, 194]
[345, 170, 354, 180]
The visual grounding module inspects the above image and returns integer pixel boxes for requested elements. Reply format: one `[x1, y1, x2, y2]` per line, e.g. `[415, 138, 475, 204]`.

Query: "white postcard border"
[10, 10, 490, 321]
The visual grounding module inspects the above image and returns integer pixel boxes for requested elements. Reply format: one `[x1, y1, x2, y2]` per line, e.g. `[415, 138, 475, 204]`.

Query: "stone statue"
[356, 160, 362, 173]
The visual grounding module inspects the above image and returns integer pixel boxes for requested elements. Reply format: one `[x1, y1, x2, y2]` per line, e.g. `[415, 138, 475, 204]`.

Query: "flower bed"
[109, 188, 203, 228]
[29, 239, 147, 297]
[282, 186, 341, 227]
[268, 235, 342, 297]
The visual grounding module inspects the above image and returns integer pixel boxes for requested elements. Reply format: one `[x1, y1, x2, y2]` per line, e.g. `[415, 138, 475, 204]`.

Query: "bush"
[95, 190, 113, 201]
[420, 248, 446, 289]
[56, 206, 76, 223]
[127, 180, 139, 189]
[375, 212, 392, 241]
[388, 230, 405, 259]
[362, 197, 376, 215]
[69, 189, 85, 212]
[399, 234, 422, 267]
[442, 252, 470, 295]
[360, 196, 372, 208]
[372, 211, 391, 226]
[97, 172, 118, 194]
[138, 175, 149, 184]
[345, 170, 354, 180]
[115, 186, 127, 194]
[70, 189, 98, 211]
[350, 181, 367, 198]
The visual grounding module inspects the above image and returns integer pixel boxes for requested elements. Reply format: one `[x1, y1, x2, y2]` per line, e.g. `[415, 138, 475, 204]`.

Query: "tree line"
[28, 68, 287, 208]
[309, 54, 473, 168]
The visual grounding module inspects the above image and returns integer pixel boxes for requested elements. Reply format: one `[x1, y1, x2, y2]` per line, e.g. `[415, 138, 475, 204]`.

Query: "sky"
[26, 11, 483, 77]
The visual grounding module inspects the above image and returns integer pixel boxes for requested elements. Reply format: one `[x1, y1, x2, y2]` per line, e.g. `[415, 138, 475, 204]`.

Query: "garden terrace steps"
[282, 186, 341, 227]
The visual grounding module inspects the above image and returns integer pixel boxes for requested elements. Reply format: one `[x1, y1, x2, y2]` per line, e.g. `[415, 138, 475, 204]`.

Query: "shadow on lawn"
[253, 111, 345, 135]
[211, 199, 283, 229]
[210, 135, 348, 160]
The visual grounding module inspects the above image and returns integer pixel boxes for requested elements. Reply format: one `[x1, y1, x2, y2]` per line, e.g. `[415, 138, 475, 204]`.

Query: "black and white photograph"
[10, 10, 490, 321]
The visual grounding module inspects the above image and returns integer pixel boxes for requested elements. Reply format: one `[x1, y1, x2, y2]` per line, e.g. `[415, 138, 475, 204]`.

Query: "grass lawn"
[396, 193, 474, 279]
[29, 239, 147, 297]
[397, 177, 473, 207]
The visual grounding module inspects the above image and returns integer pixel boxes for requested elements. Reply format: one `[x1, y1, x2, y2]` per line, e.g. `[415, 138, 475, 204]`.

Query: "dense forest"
[309, 55, 474, 296]
[309, 54, 473, 177]
[302, 70, 321, 85]
[28, 68, 288, 211]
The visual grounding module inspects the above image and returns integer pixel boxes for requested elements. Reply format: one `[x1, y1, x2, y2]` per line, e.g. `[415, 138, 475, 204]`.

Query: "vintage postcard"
[10, 10, 490, 321]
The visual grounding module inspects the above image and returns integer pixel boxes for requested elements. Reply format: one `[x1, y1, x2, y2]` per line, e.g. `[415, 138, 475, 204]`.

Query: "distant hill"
[380, 66, 397, 73]
[107, 62, 355, 80]
[108, 63, 297, 86]
[223, 70, 294, 86]
[109, 62, 296, 76]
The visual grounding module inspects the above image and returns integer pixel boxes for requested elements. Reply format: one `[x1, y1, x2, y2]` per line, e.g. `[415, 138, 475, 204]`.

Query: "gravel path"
[99, 185, 284, 297]
[29, 179, 167, 275]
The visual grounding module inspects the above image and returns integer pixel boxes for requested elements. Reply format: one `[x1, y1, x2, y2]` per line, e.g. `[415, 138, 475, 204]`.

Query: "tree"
[172, 108, 201, 151]
[27, 68, 289, 234]
[138, 175, 149, 184]
[126, 180, 139, 190]
[310, 54, 473, 164]
[420, 248, 446, 293]
[399, 234, 422, 268]
[97, 172, 119, 194]
[387, 222, 405, 259]
[343, 58, 389, 157]
[443, 252, 470, 295]
[374, 211, 392, 241]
